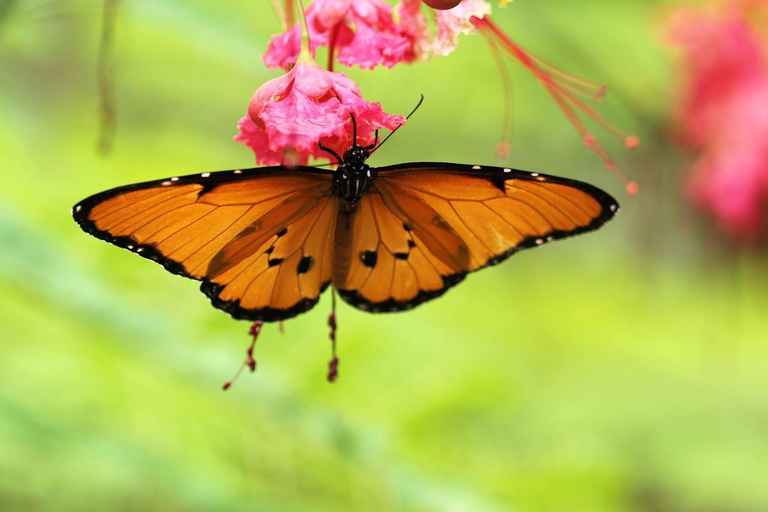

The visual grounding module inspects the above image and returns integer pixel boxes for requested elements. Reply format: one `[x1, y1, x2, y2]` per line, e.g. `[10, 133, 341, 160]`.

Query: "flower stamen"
[473, 16, 640, 195]
[478, 27, 514, 157]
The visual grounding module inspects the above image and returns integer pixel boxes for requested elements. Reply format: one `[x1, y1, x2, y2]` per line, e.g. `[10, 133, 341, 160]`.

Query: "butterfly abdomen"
[332, 209, 355, 288]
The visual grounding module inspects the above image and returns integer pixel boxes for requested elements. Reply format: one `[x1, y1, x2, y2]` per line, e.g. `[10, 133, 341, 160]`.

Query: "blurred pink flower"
[263, 0, 412, 70]
[668, 3, 768, 241]
[235, 62, 405, 165]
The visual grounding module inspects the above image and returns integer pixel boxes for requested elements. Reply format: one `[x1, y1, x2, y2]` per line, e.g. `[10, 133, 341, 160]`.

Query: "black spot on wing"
[360, 250, 377, 268]
[277, 227, 288, 237]
[297, 255, 314, 274]
[394, 252, 409, 260]
[268, 258, 283, 267]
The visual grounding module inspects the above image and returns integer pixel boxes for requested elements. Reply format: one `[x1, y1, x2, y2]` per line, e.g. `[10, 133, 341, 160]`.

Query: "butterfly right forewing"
[332, 162, 618, 313]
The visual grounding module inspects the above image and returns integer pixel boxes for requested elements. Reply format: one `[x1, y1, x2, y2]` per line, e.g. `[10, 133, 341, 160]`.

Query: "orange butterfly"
[72, 134, 618, 321]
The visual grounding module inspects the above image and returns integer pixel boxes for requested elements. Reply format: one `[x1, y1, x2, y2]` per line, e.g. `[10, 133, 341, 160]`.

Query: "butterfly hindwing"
[333, 162, 618, 313]
[73, 167, 337, 321]
[332, 190, 468, 312]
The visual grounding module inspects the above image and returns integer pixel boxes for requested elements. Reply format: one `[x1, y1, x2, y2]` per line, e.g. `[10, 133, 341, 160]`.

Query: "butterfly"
[72, 122, 619, 322]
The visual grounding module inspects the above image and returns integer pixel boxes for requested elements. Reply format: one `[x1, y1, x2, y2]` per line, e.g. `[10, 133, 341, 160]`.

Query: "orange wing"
[73, 167, 337, 321]
[333, 163, 618, 312]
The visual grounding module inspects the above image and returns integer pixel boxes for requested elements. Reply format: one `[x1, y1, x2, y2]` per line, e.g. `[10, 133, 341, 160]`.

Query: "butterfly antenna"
[373, 94, 424, 152]
[350, 113, 358, 145]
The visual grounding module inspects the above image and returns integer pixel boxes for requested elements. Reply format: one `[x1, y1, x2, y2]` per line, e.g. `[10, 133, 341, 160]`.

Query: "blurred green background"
[2, 0, 767, 511]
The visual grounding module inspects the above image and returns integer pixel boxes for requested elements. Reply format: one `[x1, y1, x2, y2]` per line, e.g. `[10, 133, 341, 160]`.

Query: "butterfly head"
[342, 144, 371, 166]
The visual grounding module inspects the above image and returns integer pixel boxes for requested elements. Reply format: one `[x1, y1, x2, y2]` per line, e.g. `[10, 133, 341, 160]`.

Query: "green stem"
[296, 0, 313, 64]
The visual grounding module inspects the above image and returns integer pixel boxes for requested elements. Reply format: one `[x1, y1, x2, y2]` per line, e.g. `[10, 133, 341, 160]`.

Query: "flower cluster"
[236, 61, 403, 166]
[667, 0, 768, 241]
[263, 0, 493, 70]
[236, 0, 637, 177]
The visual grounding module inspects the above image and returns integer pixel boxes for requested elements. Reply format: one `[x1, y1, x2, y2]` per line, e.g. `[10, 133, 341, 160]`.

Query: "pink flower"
[263, 0, 412, 70]
[433, 0, 491, 56]
[668, 4, 768, 241]
[235, 62, 405, 166]
[395, 0, 431, 62]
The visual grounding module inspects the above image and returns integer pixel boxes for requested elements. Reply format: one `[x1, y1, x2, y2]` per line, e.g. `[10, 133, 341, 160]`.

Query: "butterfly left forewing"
[73, 167, 337, 321]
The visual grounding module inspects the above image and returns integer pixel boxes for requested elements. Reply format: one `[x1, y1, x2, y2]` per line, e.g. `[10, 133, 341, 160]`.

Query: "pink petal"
[433, 0, 492, 56]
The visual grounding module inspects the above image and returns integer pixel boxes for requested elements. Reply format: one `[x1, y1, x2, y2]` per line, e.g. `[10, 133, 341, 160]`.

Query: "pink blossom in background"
[235, 62, 405, 166]
[668, 3, 768, 241]
[263, 0, 412, 70]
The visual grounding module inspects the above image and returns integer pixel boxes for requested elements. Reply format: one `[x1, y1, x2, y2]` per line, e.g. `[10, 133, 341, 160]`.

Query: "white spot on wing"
[503, 168, 512, 173]
[171, 177, 179, 182]
[536, 177, 546, 181]
[535, 238, 544, 245]
[161, 181, 172, 186]
[472, 165, 482, 170]
[531, 172, 539, 177]
[74, 205, 82, 212]
[233, 170, 242, 174]
[610, 204, 617, 212]
[201, 172, 211, 178]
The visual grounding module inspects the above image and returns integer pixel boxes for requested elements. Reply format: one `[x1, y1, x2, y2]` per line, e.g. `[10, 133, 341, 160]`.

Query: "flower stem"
[284, 0, 294, 27]
[327, 24, 340, 72]
[97, 0, 119, 155]
[295, 0, 313, 64]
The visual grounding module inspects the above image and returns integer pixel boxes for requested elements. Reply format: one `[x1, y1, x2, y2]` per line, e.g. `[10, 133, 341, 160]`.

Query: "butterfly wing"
[73, 167, 337, 321]
[333, 162, 619, 312]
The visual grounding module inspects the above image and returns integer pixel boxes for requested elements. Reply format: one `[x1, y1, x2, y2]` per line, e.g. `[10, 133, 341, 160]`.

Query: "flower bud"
[422, 0, 462, 10]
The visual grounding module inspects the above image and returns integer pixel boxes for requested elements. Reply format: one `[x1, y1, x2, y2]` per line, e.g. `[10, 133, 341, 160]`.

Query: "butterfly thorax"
[333, 145, 375, 207]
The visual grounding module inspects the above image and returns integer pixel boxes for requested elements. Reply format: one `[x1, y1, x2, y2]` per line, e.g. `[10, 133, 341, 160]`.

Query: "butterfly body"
[333, 146, 375, 206]
[73, 142, 619, 322]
